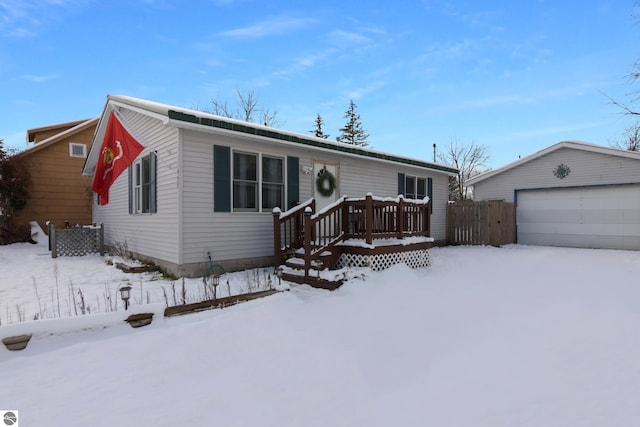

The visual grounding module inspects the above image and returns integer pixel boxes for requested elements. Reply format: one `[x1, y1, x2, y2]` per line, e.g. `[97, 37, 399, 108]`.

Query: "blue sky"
[1, 0, 639, 168]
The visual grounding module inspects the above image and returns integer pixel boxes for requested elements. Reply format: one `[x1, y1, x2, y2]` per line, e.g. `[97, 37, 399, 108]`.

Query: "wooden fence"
[446, 201, 515, 246]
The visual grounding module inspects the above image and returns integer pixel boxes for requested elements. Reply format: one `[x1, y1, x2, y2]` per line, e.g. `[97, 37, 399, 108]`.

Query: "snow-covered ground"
[1, 241, 640, 426]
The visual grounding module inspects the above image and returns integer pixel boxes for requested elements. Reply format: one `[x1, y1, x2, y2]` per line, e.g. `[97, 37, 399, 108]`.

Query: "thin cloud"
[21, 74, 59, 83]
[328, 29, 371, 47]
[218, 16, 315, 39]
[496, 121, 608, 142]
[0, 0, 86, 37]
[429, 81, 606, 115]
[420, 38, 477, 62]
[296, 48, 338, 68]
[346, 79, 387, 100]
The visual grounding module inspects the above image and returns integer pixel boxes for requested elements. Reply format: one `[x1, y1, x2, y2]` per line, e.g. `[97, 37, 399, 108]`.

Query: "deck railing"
[273, 194, 431, 273]
[272, 198, 315, 264]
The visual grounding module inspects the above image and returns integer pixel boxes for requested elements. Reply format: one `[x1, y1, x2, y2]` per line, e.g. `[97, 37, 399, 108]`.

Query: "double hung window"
[232, 152, 284, 212]
[130, 152, 156, 214]
[405, 175, 427, 200]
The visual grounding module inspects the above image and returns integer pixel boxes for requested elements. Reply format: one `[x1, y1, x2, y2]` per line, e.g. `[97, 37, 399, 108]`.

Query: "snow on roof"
[17, 118, 98, 157]
[85, 94, 458, 176]
[467, 140, 640, 185]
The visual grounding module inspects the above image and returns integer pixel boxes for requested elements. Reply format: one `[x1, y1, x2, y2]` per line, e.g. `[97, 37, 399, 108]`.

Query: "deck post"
[397, 196, 404, 239]
[272, 208, 282, 268]
[365, 193, 373, 245]
[425, 200, 431, 237]
[99, 223, 105, 256]
[304, 208, 312, 281]
[50, 223, 58, 258]
[342, 198, 350, 239]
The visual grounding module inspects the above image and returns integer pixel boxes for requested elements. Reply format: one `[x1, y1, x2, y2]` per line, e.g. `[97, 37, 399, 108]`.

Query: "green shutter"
[214, 145, 231, 212]
[427, 177, 433, 214]
[150, 151, 157, 213]
[397, 173, 405, 196]
[287, 156, 299, 209]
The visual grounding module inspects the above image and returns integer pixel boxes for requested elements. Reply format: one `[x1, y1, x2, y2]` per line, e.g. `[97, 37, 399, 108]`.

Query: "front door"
[313, 161, 339, 211]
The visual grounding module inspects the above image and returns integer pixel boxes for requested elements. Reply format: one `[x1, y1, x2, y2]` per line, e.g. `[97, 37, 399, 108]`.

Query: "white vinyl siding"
[93, 109, 179, 264]
[471, 146, 640, 251]
[473, 148, 640, 202]
[181, 131, 287, 265]
[180, 128, 452, 266]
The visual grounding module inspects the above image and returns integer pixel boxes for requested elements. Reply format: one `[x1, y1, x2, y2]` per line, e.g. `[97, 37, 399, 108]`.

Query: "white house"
[82, 95, 457, 277]
[467, 140, 640, 250]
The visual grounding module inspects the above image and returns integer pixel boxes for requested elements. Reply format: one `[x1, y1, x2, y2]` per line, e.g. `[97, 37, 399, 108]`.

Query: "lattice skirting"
[334, 249, 431, 271]
[50, 224, 104, 258]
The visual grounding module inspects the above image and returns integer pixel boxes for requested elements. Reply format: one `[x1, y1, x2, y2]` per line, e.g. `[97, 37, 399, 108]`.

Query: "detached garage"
[467, 141, 640, 250]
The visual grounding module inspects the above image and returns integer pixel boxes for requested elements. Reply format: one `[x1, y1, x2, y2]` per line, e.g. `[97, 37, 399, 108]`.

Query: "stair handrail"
[303, 196, 347, 281]
[272, 198, 315, 268]
[275, 194, 431, 279]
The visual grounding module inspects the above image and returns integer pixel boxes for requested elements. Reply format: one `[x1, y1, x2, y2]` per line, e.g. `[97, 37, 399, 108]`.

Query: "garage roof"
[467, 140, 640, 185]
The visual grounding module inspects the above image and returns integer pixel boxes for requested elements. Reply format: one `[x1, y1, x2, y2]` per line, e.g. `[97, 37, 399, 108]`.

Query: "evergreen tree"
[0, 139, 30, 244]
[336, 100, 369, 147]
[310, 113, 330, 139]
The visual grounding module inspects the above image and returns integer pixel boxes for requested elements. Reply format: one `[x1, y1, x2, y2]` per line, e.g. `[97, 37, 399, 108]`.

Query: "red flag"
[92, 111, 144, 205]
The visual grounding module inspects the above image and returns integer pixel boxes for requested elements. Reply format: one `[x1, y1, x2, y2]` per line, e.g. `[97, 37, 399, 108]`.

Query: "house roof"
[26, 118, 91, 143]
[17, 118, 99, 158]
[467, 140, 640, 186]
[83, 94, 458, 176]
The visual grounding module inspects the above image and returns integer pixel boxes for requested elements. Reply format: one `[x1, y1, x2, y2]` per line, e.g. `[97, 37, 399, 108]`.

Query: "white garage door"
[516, 185, 640, 250]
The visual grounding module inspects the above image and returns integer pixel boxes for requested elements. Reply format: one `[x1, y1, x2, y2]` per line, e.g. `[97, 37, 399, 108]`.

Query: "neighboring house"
[12, 118, 98, 235]
[467, 140, 640, 250]
[82, 95, 457, 277]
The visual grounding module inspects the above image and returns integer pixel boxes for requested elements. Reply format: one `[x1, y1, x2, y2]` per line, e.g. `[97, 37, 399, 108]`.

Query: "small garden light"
[211, 274, 220, 300]
[119, 284, 132, 310]
[275, 267, 283, 286]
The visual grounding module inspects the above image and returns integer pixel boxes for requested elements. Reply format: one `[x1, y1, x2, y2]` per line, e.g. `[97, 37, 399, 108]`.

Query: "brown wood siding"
[12, 126, 95, 234]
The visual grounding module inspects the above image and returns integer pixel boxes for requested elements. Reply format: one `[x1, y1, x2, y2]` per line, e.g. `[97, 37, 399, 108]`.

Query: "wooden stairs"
[273, 194, 432, 290]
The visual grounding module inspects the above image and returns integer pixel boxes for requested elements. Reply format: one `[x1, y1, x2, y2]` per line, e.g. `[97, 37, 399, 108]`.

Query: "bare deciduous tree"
[236, 90, 259, 122]
[208, 89, 284, 128]
[607, 2, 640, 148]
[437, 138, 489, 201]
[609, 125, 640, 151]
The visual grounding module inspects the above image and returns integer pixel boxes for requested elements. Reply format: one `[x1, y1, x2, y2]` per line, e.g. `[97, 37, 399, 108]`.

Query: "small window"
[130, 153, 156, 214]
[233, 152, 258, 211]
[417, 178, 426, 199]
[405, 175, 416, 199]
[69, 143, 86, 158]
[262, 155, 284, 210]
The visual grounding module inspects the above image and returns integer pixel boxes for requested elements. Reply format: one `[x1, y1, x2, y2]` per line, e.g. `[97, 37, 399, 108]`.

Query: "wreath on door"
[316, 167, 336, 197]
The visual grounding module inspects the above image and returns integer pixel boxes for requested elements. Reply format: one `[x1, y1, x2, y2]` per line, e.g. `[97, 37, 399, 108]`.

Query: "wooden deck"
[273, 194, 432, 289]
